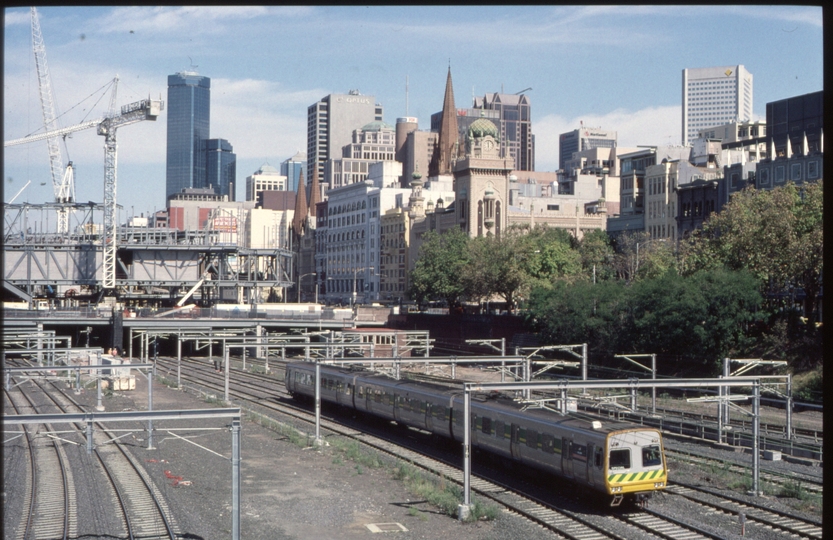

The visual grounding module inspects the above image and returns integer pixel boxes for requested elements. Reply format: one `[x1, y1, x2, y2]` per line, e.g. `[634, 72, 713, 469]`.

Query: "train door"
[562, 438, 574, 479]
[586, 444, 596, 487]
[393, 393, 402, 423]
[510, 424, 521, 459]
[424, 402, 433, 432]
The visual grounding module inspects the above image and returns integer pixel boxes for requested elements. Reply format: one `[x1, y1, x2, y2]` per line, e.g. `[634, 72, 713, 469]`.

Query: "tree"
[464, 233, 526, 311]
[577, 229, 616, 282]
[408, 228, 470, 308]
[682, 181, 823, 327]
[628, 268, 762, 371]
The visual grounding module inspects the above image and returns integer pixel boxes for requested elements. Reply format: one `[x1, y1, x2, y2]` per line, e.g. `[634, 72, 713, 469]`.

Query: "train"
[285, 362, 668, 506]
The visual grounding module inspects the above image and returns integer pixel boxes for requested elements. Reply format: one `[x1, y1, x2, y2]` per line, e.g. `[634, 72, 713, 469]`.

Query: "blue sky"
[3, 6, 823, 215]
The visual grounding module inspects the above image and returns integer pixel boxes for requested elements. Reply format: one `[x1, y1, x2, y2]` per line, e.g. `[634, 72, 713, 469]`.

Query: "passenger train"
[285, 362, 667, 506]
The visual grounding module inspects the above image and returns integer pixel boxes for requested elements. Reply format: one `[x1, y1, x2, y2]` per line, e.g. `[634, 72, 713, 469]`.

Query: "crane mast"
[5, 96, 164, 290]
[30, 7, 74, 233]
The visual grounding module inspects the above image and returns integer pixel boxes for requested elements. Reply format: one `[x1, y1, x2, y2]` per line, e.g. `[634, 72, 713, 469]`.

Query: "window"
[595, 447, 603, 468]
[571, 443, 587, 462]
[609, 449, 631, 469]
[526, 429, 539, 449]
[481, 416, 493, 435]
[642, 445, 663, 467]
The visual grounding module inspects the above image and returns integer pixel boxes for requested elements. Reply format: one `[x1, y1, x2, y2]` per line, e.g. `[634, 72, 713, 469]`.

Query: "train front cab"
[604, 428, 666, 507]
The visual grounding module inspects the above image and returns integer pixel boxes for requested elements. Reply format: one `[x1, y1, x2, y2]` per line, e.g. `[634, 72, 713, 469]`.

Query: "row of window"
[293, 371, 662, 471]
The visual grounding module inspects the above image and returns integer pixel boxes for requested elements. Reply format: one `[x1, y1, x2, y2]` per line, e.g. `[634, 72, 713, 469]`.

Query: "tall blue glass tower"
[166, 72, 210, 199]
[281, 151, 307, 193]
[205, 138, 237, 200]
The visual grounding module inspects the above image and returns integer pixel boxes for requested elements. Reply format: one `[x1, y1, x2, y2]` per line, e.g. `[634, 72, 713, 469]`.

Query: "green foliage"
[527, 267, 762, 371]
[408, 228, 470, 308]
[682, 181, 823, 327]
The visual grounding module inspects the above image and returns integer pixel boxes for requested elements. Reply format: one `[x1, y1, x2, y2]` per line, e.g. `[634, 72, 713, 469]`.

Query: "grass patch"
[408, 506, 428, 521]
[393, 462, 499, 522]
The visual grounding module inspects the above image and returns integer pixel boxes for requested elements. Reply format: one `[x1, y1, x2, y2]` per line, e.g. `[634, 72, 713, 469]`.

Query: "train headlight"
[654, 482, 664, 488]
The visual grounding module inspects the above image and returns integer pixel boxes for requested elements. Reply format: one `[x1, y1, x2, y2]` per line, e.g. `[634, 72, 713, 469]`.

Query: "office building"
[307, 91, 383, 187]
[473, 92, 534, 171]
[755, 90, 823, 190]
[281, 151, 307, 193]
[430, 89, 536, 173]
[204, 139, 236, 200]
[246, 164, 286, 202]
[166, 71, 211, 199]
[682, 65, 753, 145]
[324, 121, 397, 190]
[559, 128, 617, 173]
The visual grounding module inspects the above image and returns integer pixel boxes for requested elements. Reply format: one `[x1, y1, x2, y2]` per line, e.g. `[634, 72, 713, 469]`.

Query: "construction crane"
[5, 89, 164, 290]
[29, 6, 75, 233]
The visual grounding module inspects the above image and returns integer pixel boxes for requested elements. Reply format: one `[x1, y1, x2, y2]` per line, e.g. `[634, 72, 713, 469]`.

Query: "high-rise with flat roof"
[204, 138, 236, 200]
[306, 91, 383, 188]
[166, 71, 211, 199]
[281, 151, 307, 193]
[558, 128, 617, 173]
[682, 65, 753, 145]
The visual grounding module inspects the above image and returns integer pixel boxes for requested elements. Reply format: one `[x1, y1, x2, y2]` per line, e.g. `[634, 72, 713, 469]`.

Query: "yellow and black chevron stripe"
[608, 469, 666, 484]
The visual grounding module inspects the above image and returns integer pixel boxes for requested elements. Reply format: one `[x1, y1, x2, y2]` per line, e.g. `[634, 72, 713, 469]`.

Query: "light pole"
[298, 272, 316, 303]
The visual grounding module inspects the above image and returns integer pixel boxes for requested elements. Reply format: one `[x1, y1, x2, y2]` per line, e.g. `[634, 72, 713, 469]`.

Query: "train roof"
[291, 362, 657, 436]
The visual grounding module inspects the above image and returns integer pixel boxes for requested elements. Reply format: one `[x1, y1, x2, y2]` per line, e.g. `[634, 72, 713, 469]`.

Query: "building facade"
[246, 164, 286, 202]
[204, 138, 236, 200]
[682, 64, 753, 145]
[307, 91, 383, 187]
[166, 71, 211, 199]
[324, 121, 397, 190]
[558, 128, 617, 173]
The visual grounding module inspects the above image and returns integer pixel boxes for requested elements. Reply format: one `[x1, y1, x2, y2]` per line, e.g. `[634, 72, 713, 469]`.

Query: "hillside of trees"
[408, 181, 823, 388]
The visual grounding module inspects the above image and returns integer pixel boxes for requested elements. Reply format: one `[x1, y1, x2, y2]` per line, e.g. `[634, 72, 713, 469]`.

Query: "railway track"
[4, 367, 180, 539]
[156, 355, 785, 540]
[665, 447, 822, 495]
[5, 383, 77, 540]
[664, 484, 823, 538]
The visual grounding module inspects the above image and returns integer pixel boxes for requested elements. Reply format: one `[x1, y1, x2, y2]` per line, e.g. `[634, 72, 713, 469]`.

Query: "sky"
[3, 6, 823, 216]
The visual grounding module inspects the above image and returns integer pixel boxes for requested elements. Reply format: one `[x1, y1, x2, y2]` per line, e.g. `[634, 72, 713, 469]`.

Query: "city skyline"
[3, 6, 822, 213]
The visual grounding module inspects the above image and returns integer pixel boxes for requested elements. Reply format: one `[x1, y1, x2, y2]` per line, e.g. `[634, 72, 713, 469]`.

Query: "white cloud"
[534, 105, 682, 171]
[210, 78, 324, 161]
[3, 9, 30, 27]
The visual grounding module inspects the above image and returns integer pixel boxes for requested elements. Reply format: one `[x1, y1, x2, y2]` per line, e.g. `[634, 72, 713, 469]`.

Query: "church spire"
[292, 169, 307, 237]
[430, 65, 459, 176]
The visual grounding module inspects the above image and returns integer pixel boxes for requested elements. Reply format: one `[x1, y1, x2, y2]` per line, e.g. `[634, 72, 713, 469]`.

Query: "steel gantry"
[6, 78, 163, 289]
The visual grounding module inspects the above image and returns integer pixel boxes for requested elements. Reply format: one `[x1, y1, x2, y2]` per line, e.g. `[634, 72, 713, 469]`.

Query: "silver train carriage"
[285, 362, 667, 506]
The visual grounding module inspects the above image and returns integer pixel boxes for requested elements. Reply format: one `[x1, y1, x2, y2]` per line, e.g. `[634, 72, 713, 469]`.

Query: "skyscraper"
[306, 91, 383, 187]
[166, 71, 210, 199]
[204, 138, 237, 200]
[281, 151, 307, 193]
[682, 65, 753, 145]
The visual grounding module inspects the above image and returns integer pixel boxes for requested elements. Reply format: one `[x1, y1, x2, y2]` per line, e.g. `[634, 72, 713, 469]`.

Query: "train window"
[473, 415, 481, 432]
[642, 445, 662, 467]
[595, 447, 603, 468]
[518, 428, 527, 445]
[453, 409, 463, 426]
[526, 429, 538, 449]
[358, 386, 365, 397]
[481, 416, 492, 435]
[504, 423, 511, 440]
[494, 421, 504, 439]
[375, 390, 382, 403]
[571, 444, 587, 461]
[346, 384, 352, 396]
[609, 449, 631, 470]
[541, 433, 554, 453]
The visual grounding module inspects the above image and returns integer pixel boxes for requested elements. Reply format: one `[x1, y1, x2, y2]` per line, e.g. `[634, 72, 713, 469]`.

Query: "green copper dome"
[361, 120, 394, 132]
[468, 118, 499, 140]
